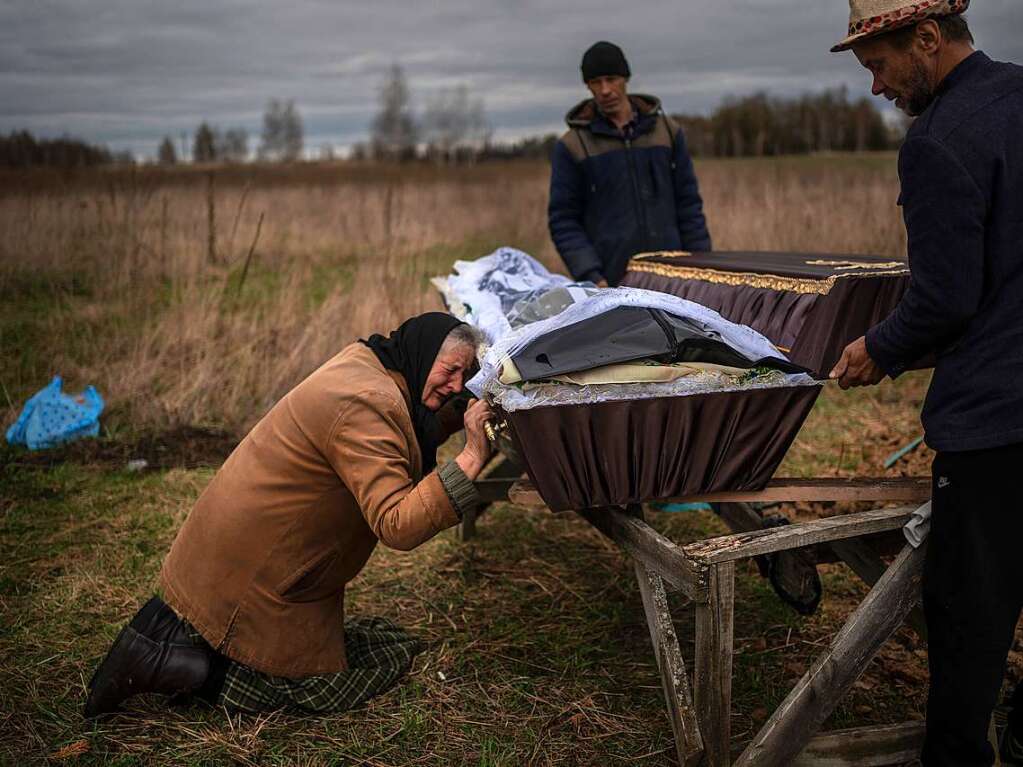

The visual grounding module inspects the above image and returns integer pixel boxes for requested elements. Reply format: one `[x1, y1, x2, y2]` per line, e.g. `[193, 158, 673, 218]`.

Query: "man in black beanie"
[548, 41, 711, 287]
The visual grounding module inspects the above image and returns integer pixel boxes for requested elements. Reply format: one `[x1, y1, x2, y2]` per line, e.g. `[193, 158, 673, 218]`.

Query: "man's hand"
[829, 336, 885, 390]
[596, 279, 609, 289]
[455, 398, 494, 480]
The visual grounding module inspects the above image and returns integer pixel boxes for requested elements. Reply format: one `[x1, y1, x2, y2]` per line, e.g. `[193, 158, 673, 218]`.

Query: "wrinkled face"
[853, 35, 935, 116]
[421, 343, 476, 411]
[586, 75, 629, 116]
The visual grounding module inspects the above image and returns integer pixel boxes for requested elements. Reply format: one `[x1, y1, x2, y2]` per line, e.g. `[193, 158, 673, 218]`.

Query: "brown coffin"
[500, 383, 821, 512]
[619, 251, 910, 377]
[494, 251, 910, 511]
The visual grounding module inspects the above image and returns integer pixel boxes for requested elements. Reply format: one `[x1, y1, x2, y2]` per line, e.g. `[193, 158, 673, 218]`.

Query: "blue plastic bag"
[5, 376, 104, 450]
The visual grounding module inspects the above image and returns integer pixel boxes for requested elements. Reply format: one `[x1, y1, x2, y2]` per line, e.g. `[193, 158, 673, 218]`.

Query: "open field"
[5, 155, 1016, 765]
[1, 155, 906, 433]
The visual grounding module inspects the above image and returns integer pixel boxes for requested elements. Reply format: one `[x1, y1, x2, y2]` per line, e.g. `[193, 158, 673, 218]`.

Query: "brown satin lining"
[503, 385, 821, 512]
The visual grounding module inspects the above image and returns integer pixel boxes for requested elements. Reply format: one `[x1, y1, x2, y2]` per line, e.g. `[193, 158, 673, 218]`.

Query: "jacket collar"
[934, 50, 988, 99]
[356, 341, 415, 414]
[565, 93, 663, 138]
[386, 369, 414, 414]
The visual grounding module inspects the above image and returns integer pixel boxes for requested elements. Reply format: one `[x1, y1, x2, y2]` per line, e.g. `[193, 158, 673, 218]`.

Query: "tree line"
[0, 131, 131, 169]
[157, 99, 305, 165]
[672, 86, 901, 157]
[3, 78, 903, 169]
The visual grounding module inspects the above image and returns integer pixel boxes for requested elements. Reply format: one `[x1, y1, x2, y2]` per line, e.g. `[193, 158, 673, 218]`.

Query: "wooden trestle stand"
[463, 462, 932, 767]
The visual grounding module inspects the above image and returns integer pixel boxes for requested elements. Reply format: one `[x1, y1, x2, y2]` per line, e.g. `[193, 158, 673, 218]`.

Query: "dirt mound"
[3, 425, 237, 471]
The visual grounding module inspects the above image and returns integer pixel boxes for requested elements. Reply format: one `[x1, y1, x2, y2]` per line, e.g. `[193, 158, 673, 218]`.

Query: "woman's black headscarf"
[360, 312, 465, 473]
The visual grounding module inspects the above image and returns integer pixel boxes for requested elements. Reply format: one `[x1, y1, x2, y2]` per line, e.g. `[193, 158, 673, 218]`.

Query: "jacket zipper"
[624, 138, 651, 250]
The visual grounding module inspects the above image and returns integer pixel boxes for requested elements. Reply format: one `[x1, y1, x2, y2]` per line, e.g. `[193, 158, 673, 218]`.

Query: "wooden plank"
[578, 507, 707, 601]
[733, 543, 926, 767]
[474, 477, 517, 503]
[790, 721, 924, 766]
[509, 476, 930, 510]
[715, 502, 764, 534]
[456, 506, 477, 541]
[695, 562, 735, 767]
[508, 478, 546, 509]
[634, 561, 704, 767]
[730, 722, 925, 766]
[668, 477, 930, 505]
[479, 454, 524, 481]
[684, 507, 916, 565]
[830, 538, 927, 640]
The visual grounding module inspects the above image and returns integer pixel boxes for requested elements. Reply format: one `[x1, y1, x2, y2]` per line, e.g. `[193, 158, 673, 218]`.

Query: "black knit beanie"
[580, 41, 630, 82]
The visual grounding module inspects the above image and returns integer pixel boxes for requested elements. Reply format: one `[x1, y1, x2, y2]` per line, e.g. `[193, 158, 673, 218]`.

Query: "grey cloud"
[1, 0, 1019, 157]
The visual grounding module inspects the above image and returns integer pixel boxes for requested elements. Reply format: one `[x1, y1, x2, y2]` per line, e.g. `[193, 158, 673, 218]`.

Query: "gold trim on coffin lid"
[628, 252, 909, 296]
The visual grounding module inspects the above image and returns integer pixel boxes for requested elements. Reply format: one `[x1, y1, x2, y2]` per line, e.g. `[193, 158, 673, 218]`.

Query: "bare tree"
[218, 128, 249, 163]
[193, 122, 218, 163]
[157, 136, 177, 165]
[370, 64, 418, 161]
[423, 85, 491, 163]
[260, 99, 304, 162]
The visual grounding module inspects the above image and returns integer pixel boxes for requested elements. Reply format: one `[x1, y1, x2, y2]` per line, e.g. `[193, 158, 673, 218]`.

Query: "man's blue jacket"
[865, 52, 1023, 452]
[547, 94, 711, 286]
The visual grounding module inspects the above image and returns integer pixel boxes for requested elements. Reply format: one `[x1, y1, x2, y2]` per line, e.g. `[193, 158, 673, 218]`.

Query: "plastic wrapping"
[485, 367, 820, 412]
[468, 285, 805, 407]
[442, 247, 575, 343]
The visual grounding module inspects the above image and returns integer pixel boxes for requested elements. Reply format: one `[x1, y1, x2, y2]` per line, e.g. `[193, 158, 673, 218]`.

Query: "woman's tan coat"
[160, 343, 459, 677]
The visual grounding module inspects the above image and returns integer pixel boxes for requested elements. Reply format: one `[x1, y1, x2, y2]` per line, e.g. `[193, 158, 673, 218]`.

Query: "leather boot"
[130, 596, 194, 646]
[83, 626, 211, 718]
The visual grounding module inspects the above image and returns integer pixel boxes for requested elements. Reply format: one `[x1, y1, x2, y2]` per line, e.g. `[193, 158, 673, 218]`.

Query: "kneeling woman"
[85, 313, 492, 716]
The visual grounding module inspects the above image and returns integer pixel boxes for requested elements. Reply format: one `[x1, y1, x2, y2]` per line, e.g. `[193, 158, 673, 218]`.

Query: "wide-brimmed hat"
[831, 0, 970, 52]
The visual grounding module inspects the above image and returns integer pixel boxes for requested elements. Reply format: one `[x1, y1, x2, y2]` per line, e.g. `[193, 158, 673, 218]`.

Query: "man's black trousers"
[921, 442, 1023, 766]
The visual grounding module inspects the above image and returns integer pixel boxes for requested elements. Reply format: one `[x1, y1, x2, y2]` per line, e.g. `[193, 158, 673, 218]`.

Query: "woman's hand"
[455, 398, 494, 480]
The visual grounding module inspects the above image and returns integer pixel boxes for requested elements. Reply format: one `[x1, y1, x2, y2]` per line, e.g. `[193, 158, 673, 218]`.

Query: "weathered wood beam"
[473, 477, 518, 503]
[714, 502, 764, 534]
[508, 479, 546, 508]
[733, 543, 926, 767]
[730, 722, 925, 766]
[578, 507, 708, 601]
[459, 458, 524, 540]
[695, 562, 735, 767]
[668, 477, 930, 505]
[635, 561, 705, 766]
[830, 538, 927, 640]
[508, 477, 931, 510]
[684, 507, 916, 565]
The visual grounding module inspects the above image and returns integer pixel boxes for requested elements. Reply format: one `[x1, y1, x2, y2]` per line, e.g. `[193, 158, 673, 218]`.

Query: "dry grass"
[2, 155, 981, 766]
[1, 155, 904, 435]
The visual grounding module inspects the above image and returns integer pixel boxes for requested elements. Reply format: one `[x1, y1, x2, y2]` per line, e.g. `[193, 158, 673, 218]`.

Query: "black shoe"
[130, 596, 194, 645]
[83, 626, 211, 718]
[759, 515, 823, 616]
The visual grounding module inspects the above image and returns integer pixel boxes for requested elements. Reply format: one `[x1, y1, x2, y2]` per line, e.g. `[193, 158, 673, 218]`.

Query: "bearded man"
[829, 2, 1023, 764]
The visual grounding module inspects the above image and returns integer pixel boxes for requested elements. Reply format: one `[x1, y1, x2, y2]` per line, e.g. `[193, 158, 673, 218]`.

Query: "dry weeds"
[1, 156, 904, 435]
[1, 156, 965, 766]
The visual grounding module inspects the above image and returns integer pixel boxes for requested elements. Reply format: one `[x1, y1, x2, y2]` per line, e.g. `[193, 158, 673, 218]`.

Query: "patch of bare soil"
[2, 425, 237, 471]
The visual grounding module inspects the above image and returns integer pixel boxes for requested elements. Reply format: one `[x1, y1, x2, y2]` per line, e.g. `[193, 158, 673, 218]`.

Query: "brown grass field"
[1, 156, 1016, 765]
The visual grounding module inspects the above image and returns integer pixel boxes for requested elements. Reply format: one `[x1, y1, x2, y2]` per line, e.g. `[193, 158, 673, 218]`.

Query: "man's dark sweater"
[865, 51, 1023, 452]
[548, 95, 711, 286]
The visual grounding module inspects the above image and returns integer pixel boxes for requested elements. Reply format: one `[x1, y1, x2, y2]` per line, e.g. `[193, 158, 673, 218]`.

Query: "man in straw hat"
[829, 2, 1023, 764]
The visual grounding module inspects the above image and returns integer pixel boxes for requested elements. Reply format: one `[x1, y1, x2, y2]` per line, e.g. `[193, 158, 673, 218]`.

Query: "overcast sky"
[2, 0, 1020, 159]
